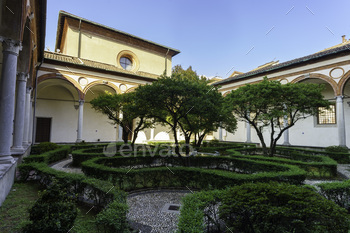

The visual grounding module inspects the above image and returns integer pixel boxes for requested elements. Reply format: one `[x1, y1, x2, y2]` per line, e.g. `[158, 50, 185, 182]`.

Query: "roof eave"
[43, 57, 158, 82]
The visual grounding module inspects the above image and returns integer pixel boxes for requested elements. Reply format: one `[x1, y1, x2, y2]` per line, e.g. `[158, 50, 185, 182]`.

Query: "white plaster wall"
[36, 99, 78, 143]
[225, 121, 246, 142]
[82, 103, 117, 142]
[289, 116, 338, 147]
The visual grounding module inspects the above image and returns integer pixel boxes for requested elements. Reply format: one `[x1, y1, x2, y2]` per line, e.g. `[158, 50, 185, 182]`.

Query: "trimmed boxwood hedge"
[24, 145, 71, 164]
[277, 146, 350, 164]
[80, 155, 306, 191]
[18, 162, 126, 207]
[71, 143, 150, 166]
[227, 149, 338, 178]
[177, 183, 350, 233]
[317, 180, 350, 212]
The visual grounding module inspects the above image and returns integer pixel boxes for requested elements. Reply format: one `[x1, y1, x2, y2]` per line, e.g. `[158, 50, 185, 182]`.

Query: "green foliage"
[317, 180, 350, 211]
[95, 200, 129, 233]
[277, 146, 350, 164]
[81, 154, 306, 191]
[24, 145, 71, 164]
[0, 182, 41, 232]
[90, 91, 153, 144]
[229, 147, 338, 178]
[31, 142, 59, 154]
[225, 77, 330, 156]
[23, 180, 77, 233]
[18, 162, 127, 208]
[219, 182, 350, 233]
[135, 65, 237, 153]
[177, 189, 223, 233]
[325, 145, 349, 153]
[71, 143, 123, 166]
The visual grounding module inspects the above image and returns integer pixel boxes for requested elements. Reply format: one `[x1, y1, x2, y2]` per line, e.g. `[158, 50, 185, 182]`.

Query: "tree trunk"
[131, 118, 144, 148]
[173, 123, 180, 157]
[196, 133, 206, 147]
[122, 127, 129, 144]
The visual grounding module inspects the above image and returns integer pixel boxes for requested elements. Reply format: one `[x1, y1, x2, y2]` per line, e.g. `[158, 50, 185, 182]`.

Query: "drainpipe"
[165, 48, 169, 75]
[31, 59, 43, 145]
[78, 19, 82, 58]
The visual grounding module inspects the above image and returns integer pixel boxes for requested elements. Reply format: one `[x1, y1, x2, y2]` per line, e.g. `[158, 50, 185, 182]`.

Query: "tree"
[224, 77, 330, 156]
[135, 66, 236, 155]
[90, 91, 153, 146]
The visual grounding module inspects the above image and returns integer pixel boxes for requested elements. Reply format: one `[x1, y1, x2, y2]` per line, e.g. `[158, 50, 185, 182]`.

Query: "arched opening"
[36, 78, 80, 142]
[84, 84, 118, 142]
[341, 78, 350, 147]
[290, 76, 339, 147]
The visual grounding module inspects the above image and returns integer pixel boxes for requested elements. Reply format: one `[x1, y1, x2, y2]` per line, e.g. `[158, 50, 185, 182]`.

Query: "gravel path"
[127, 191, 190, 233]
[49, 155, 83, 174]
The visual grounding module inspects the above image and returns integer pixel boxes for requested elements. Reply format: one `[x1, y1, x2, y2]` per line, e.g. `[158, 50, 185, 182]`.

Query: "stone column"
[118, 112, 123, 141]
[150, 128, 154, 140]
[12, 72, 28, 152]
[246, 122, 252, 143]
[22, 87, 32, 146]
[76, 100, 84, 142]
[0, 38, 21, 164]
[283, 116, 290, 145]
[336, 96, 347, 147]
[28, 98, 34, 144]
[219, 127, 223, 141]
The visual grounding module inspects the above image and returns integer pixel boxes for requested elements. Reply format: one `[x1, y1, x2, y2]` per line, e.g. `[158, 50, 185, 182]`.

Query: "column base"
[11, 146, 24, 154]
[76, 139, 83, 143]
[0, 155, 16, 164]
[282, 142, 291, 146]
[245, 140, 252, 143]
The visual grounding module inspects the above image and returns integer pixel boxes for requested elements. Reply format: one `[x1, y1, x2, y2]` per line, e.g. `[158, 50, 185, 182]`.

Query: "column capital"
[0, 37, 22, 55]
[17, 72, 28, 82]
[79, 100, 85, 105]
[336, 96, 344, 103]
[26, 87, 32, 94]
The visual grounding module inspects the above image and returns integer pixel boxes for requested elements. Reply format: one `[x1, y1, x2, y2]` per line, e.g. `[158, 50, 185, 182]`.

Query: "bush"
[277, 146, 350, 164]
[228, 148, 338, 178]
[219, 182, 350, 233]
[177, 190, 223, 233]
[24, 145, 71, 164]
[18, 162, 126, 208]
[325, 145, 349, 153]
[23, 180, 77, 233]
[32, 142, 59, 154]
[317, 180, 350, 212]
[81, 155, 306, 191]
[95, 200, 129, 233]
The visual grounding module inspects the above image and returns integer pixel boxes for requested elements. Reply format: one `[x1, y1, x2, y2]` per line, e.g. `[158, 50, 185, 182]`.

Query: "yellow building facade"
[36, 11, 180, 143]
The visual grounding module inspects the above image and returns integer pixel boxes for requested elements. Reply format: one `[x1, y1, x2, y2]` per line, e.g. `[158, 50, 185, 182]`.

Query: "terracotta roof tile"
[44, 51, 159, 80]
[214, 42, 350, 86]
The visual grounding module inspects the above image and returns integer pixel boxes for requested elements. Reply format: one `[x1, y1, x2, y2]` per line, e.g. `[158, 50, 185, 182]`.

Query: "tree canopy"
[224, 77, 330, 156]
[135, 66, 237, 155]
[90, 91, 153, 146]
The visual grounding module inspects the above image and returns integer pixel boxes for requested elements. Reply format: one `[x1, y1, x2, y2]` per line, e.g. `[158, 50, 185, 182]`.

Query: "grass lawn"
[0, 181, 40, 233]
[0, 181, 98, 233]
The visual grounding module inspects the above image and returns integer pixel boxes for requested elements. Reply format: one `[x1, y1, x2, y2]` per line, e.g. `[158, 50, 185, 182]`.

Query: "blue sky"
[45, 0, 350, 78]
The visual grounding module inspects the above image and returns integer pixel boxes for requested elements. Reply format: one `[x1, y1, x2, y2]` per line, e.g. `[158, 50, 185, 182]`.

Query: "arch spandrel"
[291, 73, 338, 96]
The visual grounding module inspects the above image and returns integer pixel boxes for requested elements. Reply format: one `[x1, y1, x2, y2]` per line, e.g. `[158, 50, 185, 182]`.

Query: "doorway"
[35, 117, 52, 142]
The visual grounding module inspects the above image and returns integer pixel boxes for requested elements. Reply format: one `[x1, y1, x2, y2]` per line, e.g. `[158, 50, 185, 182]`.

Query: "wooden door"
[35, 117, 51, 142]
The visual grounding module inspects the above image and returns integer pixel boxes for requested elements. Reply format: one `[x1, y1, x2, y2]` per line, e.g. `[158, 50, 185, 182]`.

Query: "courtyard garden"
[1, 140, 350, 232]
[2, 66, 350, 232]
